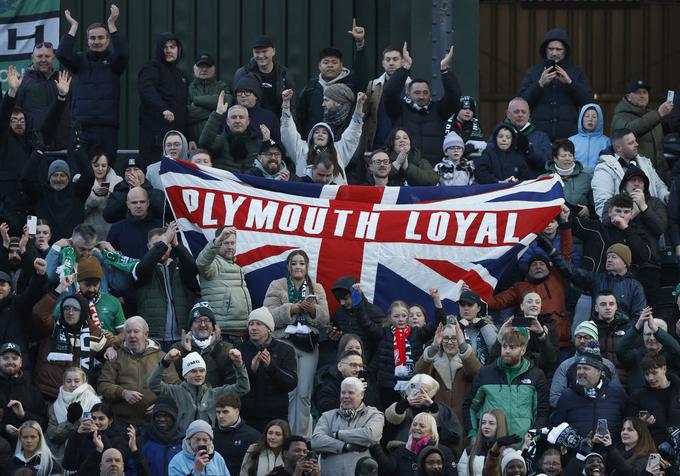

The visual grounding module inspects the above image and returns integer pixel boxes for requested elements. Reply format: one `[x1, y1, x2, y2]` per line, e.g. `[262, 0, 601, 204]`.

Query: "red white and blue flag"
[160, 158, 564, 314]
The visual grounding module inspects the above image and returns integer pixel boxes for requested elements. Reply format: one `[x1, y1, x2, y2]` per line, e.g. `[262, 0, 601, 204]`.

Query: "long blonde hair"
[14, 421, 56, 476]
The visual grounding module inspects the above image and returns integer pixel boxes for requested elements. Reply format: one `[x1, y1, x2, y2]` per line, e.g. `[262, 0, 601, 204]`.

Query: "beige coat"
[263, 277, 330, 339]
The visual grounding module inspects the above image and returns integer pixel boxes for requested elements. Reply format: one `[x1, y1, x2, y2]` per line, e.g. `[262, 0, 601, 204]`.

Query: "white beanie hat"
[248, 307, 275, 332]
[182, 352, 206, 376]
[501, 449, 525, 474]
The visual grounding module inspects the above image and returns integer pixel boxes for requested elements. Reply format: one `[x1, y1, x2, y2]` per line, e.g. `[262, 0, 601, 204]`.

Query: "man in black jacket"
[383, 43, 461, 165]
[56, 5, 128, 166]
[518, 28, 593, 140]
[235, 307, 297, 431]
[213, 394, 260, 476]
[138, 32, 191, 167]
[103, 158, 165, 223]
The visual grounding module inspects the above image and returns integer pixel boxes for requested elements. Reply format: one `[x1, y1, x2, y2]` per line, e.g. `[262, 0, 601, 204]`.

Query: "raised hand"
[34, 258, 47, 275]
[402, 42, 413, 70]
[93, 430, 104, 452]
[347, 18, 365, 44]
[108, 4, 120, 30]
[658, 101, 674, 118]
[228, 348, 243, 367]
[181, 329, 193, 351]
[260, 124, 271, 141]
[281, 89, 294, 110]
[163, 222, 179, 245]
[216, 90, 229, 114]
[429, 288, 442, 308]
[355, 92, 367, 113]
[440, 46, 454, 70]
[162, 110, 175, 122]
[127, 424, 137, 452]
[7, 65, 22, 93]
[64, 9, 79, 35]
[433, 323, 444, 347]
[55, 70, 72, 97]
[163, 348, 182, 362]
[0, 222, 10, 248]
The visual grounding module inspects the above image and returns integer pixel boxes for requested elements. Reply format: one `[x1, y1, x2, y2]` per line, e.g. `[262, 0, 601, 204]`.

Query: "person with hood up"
[233, 35, 296, 119]
[568, 104, 611, 173]
[168, 419, 229, 476]
[138, 32, 191, 167]
[518, 28, 594, 140]
[188, 53, 232, 140]
[148, 346, 250, 433]
[474, 124, 530, 184]
[146, 129, 190, 190]
[296, 20, 368, 136]
[234, 73, 280, 142]
[139, 396, 183, 476]
[199, 93, 261, 173]
[444, 96, 485, 143]
[280, 88, 366, 184]
[56, 5, 128, 165]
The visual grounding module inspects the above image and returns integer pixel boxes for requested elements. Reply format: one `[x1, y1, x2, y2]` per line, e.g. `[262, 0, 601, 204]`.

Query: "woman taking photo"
[591, 416, 661, 475]
[84, 149, 122, 240]
[5, 421, 61, 476]
[240, 419, 291, 476]
[263, 250, 330, 438]
[457, 409, 509, 476]
[46, 367, 101, 459]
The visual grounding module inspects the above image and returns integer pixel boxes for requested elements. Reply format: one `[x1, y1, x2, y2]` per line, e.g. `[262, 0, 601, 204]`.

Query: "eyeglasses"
[264, 152, 282, 158]
[10, 118, 25, 124]
[236, 90, 254, 96]
[340, 361, 364, 369]
[34, 42, 54, 50]
[193, 318, 213, 326]
[442, 337, 457, 342]
[372, 159, 390, 166]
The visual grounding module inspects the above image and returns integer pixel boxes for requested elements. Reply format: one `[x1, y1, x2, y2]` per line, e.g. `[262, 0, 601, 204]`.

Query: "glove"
[547, 422, 582, 449]
[343, 443, 368, 453]
[496, 434, 522, 447]
[535, 234, 554, 254]
[514, 133, 530, 156]
[67, 402, 83, 423]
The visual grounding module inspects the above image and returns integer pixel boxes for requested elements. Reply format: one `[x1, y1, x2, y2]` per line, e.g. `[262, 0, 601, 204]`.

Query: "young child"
[434, 131, 474, 186]
[148, 348, 250, 433]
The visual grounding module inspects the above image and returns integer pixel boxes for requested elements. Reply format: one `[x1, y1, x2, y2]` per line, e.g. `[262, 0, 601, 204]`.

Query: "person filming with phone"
[168, 419, 229, 475]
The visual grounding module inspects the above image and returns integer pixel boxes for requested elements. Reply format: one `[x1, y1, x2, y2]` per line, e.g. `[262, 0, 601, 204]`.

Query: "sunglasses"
[34, 42, 54, 50]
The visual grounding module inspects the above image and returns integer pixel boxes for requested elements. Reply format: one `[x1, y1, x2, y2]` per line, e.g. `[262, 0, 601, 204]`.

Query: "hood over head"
[490, 123, 517, 150]
[306, 122, 336, 145]
[155, 32, 183, 64]
[163, 129, 189, 161]
[619, 164, 650, 194]
[539, 28, 571, 61]
[58, 294, 90, 329]
[577, 103, 605, 136]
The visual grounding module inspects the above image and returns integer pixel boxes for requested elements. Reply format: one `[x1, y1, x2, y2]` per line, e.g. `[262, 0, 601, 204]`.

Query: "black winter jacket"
[474, 124, 530, 184]
[233, 58, 296, 119]
[102, 178, 166, 224]
[138, 32, 191, 151]
[0, 273, 46, 364]
[630, 374, 680, 446]
[56, 31, 128, 128]
[234, 338, 297, 429]
[213, 419, 261, 476]
[371, 308, 446, 391]
[0, 371, 47, 435]
[370, 442, 457, 476]
[518, 28, 594, 140]
[384, 67, 461, 165]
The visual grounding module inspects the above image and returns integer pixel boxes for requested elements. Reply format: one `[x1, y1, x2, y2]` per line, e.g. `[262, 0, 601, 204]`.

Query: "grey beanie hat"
[48, 159, 71, 180]
[323, 83, 355, 105]
[185, 419, 214, 440]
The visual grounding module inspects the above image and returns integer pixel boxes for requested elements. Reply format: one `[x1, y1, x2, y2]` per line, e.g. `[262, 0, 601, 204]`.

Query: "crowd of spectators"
[2, 4, 680, 476]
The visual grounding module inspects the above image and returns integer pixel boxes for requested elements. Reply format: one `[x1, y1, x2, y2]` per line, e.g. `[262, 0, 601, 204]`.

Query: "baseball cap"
[251, 35, 274, 49]
[195, 53, 215, 67]
[0, 342, 21, 356]
[625, 79, 651, 94]
[258, 139, 287, 156]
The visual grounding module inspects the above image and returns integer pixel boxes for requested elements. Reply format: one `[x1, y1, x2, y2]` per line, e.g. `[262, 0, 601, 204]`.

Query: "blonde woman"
[6, 420, 61, 475]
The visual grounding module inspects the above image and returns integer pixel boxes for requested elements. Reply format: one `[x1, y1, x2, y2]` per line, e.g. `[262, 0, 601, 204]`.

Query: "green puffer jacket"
[463, 357, 549, 438]
[544, 160, 593, 208]
[188, 76, 232, 140]
[196, 240, 252, 333]
[198, 111, 260, 173]
[387, 149, 439, 186]
[148, 360, 250, 433]
[611, 97, 669, 182]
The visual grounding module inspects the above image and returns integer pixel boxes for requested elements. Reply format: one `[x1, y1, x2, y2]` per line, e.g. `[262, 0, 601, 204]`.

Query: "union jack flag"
[160, 158, 564, 314]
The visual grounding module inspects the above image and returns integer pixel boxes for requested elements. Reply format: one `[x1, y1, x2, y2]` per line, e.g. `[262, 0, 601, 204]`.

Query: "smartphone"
[358, 370, 368, 380]
[647, 453, 661, 472]
[668, 90, 675, 103]
[305, 294, 318, 303]
[27, 215, 37, 235]
[639, 410, 650, 419]
[410, 382, 422, 393]
[596, 418, 608, 437]
[512, 317, 532, 328]
[446, 315, 457, 325]
[82, 411, 92, 420]
[306, 450, 318, 461]
[101, 182, 110, 189]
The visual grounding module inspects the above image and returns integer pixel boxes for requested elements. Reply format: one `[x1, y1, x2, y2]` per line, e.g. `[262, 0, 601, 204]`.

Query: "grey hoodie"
[147, 129, 189, 189]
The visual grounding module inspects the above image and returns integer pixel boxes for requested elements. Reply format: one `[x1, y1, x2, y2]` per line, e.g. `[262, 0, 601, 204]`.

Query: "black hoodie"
[138, 32, 191, 151]
[517, 28, 594, 140]
[474, 124, 529, 184]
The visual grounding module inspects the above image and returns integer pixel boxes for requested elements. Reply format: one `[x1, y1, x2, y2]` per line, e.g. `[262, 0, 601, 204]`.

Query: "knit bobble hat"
[574, 321, 598, 341]
[443, 131, 464, 152]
